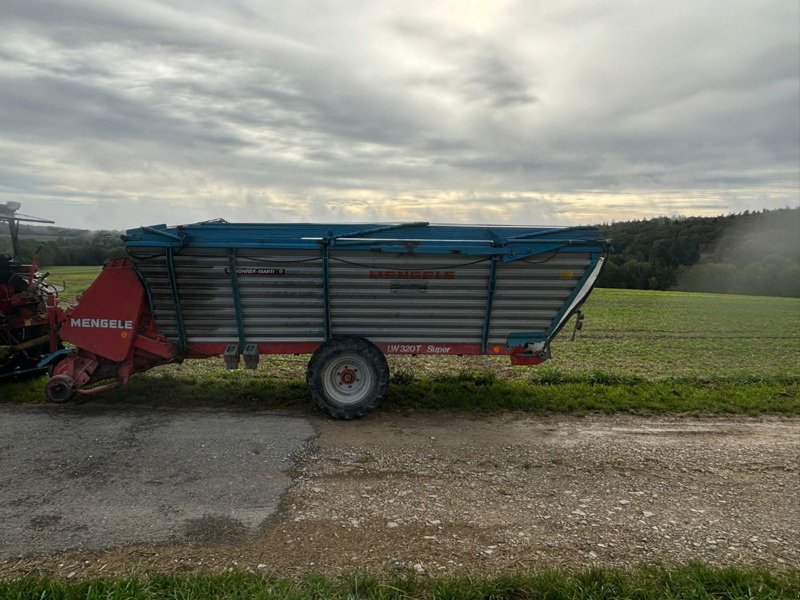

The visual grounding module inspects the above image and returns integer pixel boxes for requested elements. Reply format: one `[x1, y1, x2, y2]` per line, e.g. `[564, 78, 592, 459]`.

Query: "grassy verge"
[8, 364, 799, 414]
[386, 371, 800, 414]
[3, 565, 798, 599]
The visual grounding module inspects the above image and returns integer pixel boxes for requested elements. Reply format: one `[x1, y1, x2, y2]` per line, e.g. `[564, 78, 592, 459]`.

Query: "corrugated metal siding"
[132, 248, 325, 343]
[129, 251, 175, 338]
[130, 247, 592, 346]
[328, 252, 490, 343]
[488, 254, 591, 345]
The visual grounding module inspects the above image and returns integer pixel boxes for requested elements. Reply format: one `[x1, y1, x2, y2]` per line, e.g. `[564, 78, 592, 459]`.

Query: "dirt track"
[1, 411, 798, 577]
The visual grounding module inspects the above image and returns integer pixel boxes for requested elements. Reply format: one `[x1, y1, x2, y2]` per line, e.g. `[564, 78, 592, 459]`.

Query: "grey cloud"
[0, 75, 248, 149]
[421, 53, 538, 109]
[390, 17, 538, 109]
[1, 0, 289, 55]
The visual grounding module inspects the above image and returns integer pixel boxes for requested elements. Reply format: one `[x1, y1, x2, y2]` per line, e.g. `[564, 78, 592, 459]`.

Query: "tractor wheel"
[306, 337, 388, 419]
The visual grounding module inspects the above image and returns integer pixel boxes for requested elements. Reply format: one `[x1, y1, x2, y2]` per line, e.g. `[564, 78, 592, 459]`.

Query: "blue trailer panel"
[123, 221, 607, 355]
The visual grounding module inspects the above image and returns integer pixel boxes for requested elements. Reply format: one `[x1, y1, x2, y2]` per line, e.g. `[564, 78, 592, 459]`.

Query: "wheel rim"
[321, 352, 373, 405]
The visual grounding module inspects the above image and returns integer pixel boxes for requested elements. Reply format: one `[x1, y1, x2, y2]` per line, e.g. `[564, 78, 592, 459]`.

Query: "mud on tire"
[306, 336, 389, 419]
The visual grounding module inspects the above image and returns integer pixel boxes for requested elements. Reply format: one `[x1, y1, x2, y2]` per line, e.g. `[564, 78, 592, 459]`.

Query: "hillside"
[15, 224, 124, 266]
[596, 207, 799, 297]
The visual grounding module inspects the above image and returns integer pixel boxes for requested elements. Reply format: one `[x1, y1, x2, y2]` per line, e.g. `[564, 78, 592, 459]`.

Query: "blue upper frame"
[124, 221, 607, 262]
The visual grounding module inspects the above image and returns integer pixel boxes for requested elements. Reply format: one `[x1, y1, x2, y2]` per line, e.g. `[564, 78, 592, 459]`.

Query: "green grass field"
[42, 265, 102, 305]
[6, 266, 799, 413]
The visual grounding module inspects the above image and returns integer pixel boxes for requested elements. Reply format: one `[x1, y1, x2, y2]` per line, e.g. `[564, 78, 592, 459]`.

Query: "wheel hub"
[339, 367, 358, 386]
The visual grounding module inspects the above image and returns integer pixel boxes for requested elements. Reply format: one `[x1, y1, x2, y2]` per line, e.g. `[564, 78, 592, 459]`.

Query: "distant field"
[43, 265, 102, 305]
[550, 287, 800, 379]
[9, 266, 799, 413]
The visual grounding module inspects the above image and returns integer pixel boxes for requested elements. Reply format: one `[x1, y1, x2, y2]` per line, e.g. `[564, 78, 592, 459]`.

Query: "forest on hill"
[596, 207, 799, 297]
[11, 207, 800, 297]
[14, 226, 124, 267]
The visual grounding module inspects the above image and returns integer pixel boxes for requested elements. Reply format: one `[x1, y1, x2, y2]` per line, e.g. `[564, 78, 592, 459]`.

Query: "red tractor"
[0, 202, 59, 378]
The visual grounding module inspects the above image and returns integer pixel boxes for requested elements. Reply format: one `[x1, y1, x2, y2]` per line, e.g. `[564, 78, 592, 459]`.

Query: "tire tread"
[306, 336, 388, 419]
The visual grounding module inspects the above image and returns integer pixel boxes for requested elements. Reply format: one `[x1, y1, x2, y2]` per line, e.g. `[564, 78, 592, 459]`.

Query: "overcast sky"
[1, 0, 798, 230]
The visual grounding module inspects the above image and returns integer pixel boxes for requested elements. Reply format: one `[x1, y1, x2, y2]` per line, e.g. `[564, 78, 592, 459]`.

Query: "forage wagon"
[39, 221, 607, 418]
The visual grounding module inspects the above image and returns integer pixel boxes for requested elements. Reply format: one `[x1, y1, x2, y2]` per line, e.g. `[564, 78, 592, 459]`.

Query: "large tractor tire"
[306, 336, 389, 419]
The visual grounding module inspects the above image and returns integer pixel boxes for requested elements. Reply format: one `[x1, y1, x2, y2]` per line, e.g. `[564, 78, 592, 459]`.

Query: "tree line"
[15, 226, 125, 266]
[596, 207, 799, 297]
[13, 207, 800, 297]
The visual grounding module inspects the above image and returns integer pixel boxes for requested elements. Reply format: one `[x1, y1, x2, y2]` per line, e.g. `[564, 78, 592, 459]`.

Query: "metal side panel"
[131, 246, 600, 348]
[327, 252, 490, 343]
[233, 250, 325, 341]
[131, 251, 177, 337]
[131, 247, 326, 343]
[488, 253, 591, 345]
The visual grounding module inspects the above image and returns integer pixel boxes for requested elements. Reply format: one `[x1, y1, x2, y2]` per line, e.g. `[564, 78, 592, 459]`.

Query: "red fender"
[60, 258, 147, 361]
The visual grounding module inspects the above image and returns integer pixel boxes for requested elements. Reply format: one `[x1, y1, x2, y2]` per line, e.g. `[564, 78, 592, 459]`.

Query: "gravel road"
[0, 408, 797, 577]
